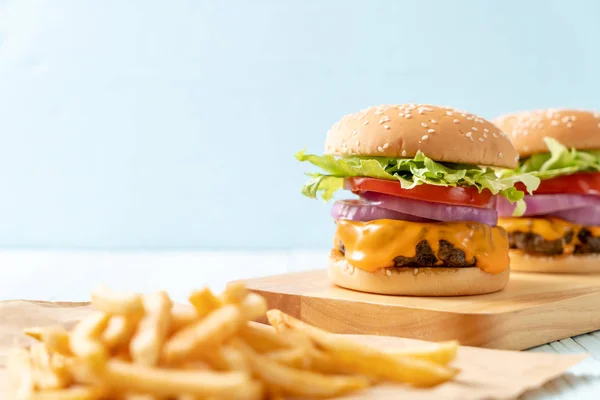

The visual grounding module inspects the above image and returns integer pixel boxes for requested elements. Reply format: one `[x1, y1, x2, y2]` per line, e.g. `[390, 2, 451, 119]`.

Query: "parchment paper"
[0, 300, 587, 400]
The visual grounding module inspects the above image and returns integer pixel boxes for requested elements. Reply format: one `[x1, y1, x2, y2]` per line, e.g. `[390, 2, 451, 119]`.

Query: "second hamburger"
[495, 109, 600, 273]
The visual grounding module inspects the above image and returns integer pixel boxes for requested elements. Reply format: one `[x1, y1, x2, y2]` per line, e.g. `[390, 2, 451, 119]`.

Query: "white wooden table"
[1, 250, 599, 399]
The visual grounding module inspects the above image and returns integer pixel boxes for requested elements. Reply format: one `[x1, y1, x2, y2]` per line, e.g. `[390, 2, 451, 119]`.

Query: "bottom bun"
[509, 250, 600, 273]
[328, 252, 510, 296]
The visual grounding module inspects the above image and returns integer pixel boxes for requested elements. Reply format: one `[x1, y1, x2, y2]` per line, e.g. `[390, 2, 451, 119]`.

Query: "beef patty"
[508, 228, 600, 256]
[339, 239, 477, 268]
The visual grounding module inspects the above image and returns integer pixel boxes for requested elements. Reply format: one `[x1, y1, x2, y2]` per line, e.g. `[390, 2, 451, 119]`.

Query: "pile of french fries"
[7, 283, 459, 399]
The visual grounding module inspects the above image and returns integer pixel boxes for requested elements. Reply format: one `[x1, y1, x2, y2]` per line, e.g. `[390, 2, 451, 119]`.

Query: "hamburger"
[297, 104, 538, 296]
[495, 109, 600, 273]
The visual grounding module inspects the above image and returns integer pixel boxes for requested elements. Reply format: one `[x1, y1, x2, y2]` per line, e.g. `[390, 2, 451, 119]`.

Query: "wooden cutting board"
[243, 270, 600, 350]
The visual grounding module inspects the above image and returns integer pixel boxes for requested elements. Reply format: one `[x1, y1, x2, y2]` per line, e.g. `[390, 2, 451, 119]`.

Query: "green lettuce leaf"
[296, 150, 540, 216]
[519, 137, 600, 179]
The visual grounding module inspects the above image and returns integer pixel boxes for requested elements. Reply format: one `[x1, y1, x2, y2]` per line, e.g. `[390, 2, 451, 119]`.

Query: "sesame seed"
[428, 129, 435, 133]
[398, 113, 404, 117]
[465, 132, 472, 137]
[499, 152, 503, 158]
[409, 103, 416, 108]
[467, 116, 473, 120]
[405, 114, 412, 119]
[446, 111, 453, 116]
[352, 130, 358, 136]
[492, 132, 498, 138]
[357, 114, 365, 120]
[421, 135, 429, 141]
[418, 109, 424, 114]
[401, 150, 407, 157]
[483, 128, 489, 133]
[567, 122, 573, 128]
[472, 127, 478, 131]
[377, 146, 384, 152]
[453, 119, 460, 123]
[362, 121, 369, 126]
[413, 268, 418, 275]
[551, 120, 559, 126]
[383, 125, 390, 130]
[561, 116, 570, 122]
[379, 116, 391, 124]
[374, 110, 384, 115]
[383, 143, 389, 149]
[386, 269, 392, 277]
[431, 119, 437, 124]
[478, 138, 485, 142]
[421, 122, 428, 128]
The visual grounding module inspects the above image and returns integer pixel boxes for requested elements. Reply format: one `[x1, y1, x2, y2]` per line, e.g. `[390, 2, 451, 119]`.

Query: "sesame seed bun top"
[325, 104, 518, 168]
[494, 109, 600, 157]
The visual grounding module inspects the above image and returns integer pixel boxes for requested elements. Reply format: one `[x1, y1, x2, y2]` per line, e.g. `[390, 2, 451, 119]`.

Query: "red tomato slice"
[344, 177, 496, 209]
[515, 172, 600, 195]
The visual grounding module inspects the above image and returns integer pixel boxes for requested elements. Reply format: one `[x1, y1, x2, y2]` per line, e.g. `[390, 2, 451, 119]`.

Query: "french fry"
[170, 307, 198, 334]
[389, 340, 459, 366]
[24, 326, 46, 341]
[91, 286, 143, 315]
[219, 345, 251, 372]
[267, 310, 458, 387]
[239, 293, 267, 321]
[262, 313, 315, 352]
[179, 361, 212, 371]
[7, 348, 35, 400]
[221, 281, 249, 304]
[307, 348, 352, 375]
[25, 386, 107, 400]
[268, 393, 285, 400]
[162, 305, 241, 365]
[65, 357, 104, 387]
[70, 311, 110, 365]
[188, 288, 222, 318]
[30, 342, 71, 389]
[239, 323, 291, 353]
[234, 340, 369, 398]
[24, 326, 72, 356]
[102, 315, 140, 350]
[124, 394, 158, 400]
[101, 359, 262, 400]
[264, 347, 309, 369]
[130, 291, 172, 366]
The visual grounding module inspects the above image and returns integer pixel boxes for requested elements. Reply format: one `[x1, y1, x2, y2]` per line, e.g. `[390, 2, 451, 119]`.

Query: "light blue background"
[0, 0, 598, 250]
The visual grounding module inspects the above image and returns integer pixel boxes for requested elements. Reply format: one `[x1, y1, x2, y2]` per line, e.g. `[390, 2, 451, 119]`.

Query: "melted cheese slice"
[500, 217, 600, 239]
[499, 217, 600, 255]
[335, 219, 509, 274]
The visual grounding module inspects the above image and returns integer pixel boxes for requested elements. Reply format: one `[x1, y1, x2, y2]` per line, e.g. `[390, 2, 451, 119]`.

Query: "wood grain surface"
[244, 269, 600, 350]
